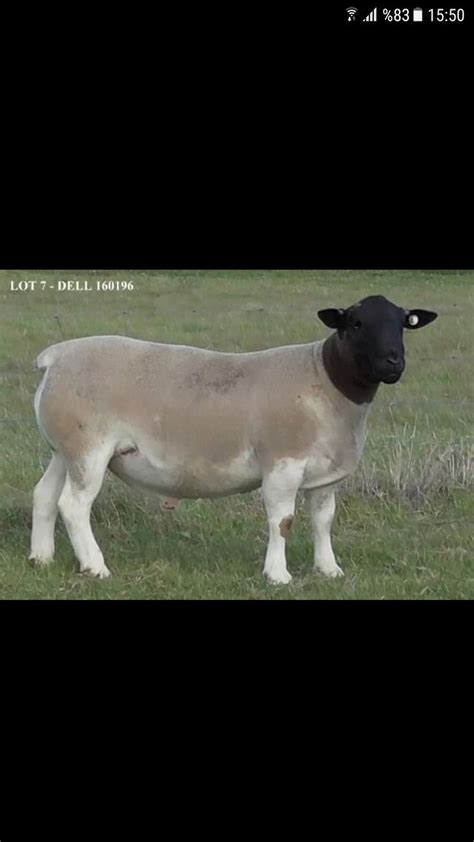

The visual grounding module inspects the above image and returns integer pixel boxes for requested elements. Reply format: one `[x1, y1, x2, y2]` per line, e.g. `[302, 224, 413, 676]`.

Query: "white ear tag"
[408, 314, 419, 326]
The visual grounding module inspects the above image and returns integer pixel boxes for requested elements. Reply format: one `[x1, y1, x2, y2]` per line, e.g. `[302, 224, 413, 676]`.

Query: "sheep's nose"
[386, 351, 400, 366]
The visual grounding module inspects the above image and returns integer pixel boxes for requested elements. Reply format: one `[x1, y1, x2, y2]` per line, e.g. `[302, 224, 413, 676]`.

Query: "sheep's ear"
[317, 308, 346, 329]
[404, 309, 438, 330]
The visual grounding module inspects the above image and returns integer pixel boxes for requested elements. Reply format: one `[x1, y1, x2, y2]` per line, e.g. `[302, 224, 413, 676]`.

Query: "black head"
[318, 295, 438, 386]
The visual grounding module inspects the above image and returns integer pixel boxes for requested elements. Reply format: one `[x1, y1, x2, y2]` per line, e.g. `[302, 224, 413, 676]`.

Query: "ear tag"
[408, 314, 419, 326]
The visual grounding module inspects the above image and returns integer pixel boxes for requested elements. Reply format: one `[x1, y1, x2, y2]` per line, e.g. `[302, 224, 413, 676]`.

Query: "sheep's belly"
[108, 447, 262, 499]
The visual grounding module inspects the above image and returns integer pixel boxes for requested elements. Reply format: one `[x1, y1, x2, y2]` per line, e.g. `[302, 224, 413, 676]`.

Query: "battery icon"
[413, 7, 423, 21]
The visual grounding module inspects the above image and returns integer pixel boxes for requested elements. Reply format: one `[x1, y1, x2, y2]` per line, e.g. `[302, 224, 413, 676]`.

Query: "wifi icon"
[346, 7, 357, 21]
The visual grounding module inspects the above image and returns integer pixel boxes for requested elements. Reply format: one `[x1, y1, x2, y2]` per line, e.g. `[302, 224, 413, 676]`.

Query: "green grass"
[1, 270, 473, 599]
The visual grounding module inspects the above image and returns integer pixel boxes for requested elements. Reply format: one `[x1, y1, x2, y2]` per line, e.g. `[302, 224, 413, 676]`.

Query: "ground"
[0, 270, 472, 599]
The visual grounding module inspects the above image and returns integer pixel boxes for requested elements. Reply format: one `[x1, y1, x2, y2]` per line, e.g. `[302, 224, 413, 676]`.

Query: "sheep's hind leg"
[58, 448, 114, 579]
[30, 452, 67, 566]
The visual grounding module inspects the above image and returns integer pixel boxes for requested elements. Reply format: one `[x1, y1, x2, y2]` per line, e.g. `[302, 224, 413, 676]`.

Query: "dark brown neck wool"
[322, 334, 379, 405]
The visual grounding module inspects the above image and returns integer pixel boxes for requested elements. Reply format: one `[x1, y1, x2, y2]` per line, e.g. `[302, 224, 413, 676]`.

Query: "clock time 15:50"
[428, 8, 465, 20]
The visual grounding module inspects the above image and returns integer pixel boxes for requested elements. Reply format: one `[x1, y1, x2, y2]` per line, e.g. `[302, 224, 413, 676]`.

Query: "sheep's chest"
[302, 409, 368, 489]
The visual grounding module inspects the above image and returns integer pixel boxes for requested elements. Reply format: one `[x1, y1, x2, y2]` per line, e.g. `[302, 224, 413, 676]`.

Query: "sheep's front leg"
[262, 461, 305, 585]
[305, 487, 344, 578]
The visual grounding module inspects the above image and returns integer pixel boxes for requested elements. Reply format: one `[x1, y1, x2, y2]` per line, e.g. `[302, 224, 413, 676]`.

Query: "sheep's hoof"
[81, 566, 112, 580]
[315, 564, 344, 578]
[29, 555, 54, 568]
[265, 569, 293, 585]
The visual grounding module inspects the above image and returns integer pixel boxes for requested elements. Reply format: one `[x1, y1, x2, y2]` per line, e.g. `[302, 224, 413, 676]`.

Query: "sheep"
[30, 295, 437, 584]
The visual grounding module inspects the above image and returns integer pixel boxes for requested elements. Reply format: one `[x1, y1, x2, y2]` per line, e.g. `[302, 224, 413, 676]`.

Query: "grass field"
[1, 270, 473, 599]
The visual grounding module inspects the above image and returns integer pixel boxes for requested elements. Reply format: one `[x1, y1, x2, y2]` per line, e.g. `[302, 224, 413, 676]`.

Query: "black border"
[1, 13, 472, 800]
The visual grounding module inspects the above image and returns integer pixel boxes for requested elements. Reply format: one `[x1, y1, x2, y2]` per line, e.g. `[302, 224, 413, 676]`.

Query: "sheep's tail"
[36, 342, 65, 371]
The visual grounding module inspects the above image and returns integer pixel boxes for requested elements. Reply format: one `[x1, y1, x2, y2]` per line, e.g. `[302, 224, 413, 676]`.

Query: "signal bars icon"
[363, 7, 377, 20]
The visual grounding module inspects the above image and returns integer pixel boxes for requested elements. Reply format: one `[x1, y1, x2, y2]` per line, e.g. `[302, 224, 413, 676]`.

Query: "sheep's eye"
[353, 320, 362, 330]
